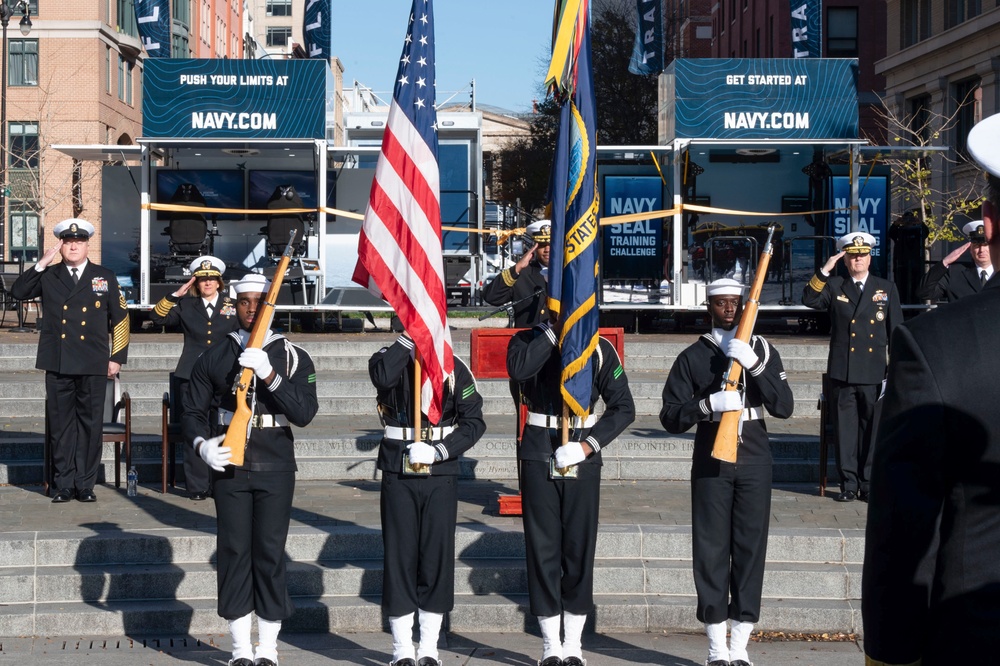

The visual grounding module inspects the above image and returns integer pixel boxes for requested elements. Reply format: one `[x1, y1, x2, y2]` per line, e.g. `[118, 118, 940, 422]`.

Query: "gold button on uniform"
[61, 334, 66, 339]
[80, 336, 85, 340]
[63, 305, 68, 311]
[62, 319, 66, 324]
[82, 307, 87, 312]
[850, 347, 855, 352]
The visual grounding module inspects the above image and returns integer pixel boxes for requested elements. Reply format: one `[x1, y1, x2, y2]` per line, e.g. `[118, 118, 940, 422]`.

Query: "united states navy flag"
[134, 0, 170, 58]
[545, 0, 600, 418]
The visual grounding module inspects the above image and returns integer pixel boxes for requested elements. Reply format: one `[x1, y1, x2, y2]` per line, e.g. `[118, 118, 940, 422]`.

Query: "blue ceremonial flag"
[628, 0, 663, 76]
[791, 0, 822, 58]
[304, 0, 332, 61]
[546, 1, 600, 418]
[134, 0, 170, 58]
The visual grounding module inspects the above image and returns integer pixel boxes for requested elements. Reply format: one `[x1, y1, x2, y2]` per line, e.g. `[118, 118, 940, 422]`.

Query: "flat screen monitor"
[248, 170, 336, 212]
[156, 169, 245, 220]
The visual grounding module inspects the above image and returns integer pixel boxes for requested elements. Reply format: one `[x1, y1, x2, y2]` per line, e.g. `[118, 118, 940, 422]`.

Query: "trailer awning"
[51, 144, 145, 161]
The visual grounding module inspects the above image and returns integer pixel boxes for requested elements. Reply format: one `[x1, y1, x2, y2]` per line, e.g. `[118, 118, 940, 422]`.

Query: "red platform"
[470, 327, 626, 379]
[472, 327, 626, 516]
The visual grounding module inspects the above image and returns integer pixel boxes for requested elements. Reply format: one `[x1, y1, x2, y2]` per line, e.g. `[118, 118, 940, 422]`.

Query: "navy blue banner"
[134, 0, 171, 58]
[791, 0, 822, 58]
[602, 176, 664, 279]
[831, 176, 888, 277]
[142, 59, 327, 139]
[663, 58, 858, 140]
[628, 0, 663, 76]
[304, 0, 332, 61]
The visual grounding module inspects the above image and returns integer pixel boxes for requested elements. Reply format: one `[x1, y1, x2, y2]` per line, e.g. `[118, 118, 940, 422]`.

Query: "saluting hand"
[172, 275, 197, 298]
[36, 240, 63, 269]
[943, 242, 971, 267]
[514, 245, 535, 274]
[821, 250, 846, 275]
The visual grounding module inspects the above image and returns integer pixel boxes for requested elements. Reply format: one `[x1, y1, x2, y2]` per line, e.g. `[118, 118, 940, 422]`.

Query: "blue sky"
[331, 0, 554, 113]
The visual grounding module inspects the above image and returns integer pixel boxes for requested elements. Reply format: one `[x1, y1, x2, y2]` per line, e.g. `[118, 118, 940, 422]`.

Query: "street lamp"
[0, 0, 30, 333]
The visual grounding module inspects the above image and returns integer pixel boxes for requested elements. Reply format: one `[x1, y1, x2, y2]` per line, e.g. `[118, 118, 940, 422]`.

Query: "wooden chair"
[160, 372, 182, 493]
[103, 374, 132, 488]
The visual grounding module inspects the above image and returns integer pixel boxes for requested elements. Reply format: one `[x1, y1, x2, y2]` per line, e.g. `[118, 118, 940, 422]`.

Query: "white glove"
[406, 441, 437, 465]
[709, 390, 743, 413]
[726, 339, 759, 369]
[194, 434, 231, 472]
[239, 348, 274, 381]
[554, 441, 587, 468]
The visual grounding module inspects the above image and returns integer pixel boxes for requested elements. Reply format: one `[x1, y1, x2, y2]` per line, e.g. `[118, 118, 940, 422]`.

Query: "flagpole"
[412, 352, 429, 473]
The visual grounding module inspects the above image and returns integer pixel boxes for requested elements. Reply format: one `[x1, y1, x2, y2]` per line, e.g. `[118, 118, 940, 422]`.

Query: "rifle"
[224, 230, 298, 466]
[710, 225, 776, 463]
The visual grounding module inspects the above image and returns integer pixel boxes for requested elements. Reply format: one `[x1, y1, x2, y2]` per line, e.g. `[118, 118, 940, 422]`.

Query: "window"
[827, 8, 858, 57]
[125, 60, 133, 105]
[105, 46, 111, 93]
[901, 0, 931, 47]
[116, 0, 138, 37]
[8, 40, 37, 86]
[8, 122, 39, 170]
[118, 56, 125, 101]
[947, 0, 982, 28]
[266, 0, 291, 17]
[266, 26, 291, 47]
[9, 208, 39, 263]
[953, 79, 982, 157]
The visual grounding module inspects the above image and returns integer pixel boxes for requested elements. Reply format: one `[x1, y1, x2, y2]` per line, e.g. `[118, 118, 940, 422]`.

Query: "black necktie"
[206, 302, 214, 317]
[70, 267, 79, 284]
[855, 281, 863, 295]
[982, 270, 989, 287]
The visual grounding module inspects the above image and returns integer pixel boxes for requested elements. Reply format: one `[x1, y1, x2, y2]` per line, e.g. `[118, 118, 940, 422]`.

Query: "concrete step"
[0, 593, 862, 636]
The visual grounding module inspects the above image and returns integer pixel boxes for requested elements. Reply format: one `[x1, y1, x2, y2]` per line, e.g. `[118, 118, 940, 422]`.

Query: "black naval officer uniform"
[482, 261, 549, 327]
[802, 271, 903, 496]
[150, 292, 239, 494]
[507, 322, 635, 617]
[863, 279, 1000, 666]
[660, 333, 794, 624]
[12, 261, 130, 495]
[915, 260, 988, 303]
[369, 335, 485, 616]
[182, 330, 318, 621]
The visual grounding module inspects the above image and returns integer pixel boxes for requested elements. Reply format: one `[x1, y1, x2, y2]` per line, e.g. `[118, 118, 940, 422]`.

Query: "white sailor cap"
[53, 218, 95, 240]
[968, 113, 1000, 179]
[232, 273, 270, 294]
[963, 220, 987, 243]
[189, 255, 225, 278]
[837, 231, 876, 254]
[706, 278, 745, 298]
[526, 220, 552, 244]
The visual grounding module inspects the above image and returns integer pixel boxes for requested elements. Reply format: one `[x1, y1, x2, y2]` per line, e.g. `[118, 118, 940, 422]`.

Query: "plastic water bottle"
[127, 466, 138, 497]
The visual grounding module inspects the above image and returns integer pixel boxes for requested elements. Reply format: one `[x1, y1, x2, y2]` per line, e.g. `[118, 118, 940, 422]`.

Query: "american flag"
[352, 0, 454, 423]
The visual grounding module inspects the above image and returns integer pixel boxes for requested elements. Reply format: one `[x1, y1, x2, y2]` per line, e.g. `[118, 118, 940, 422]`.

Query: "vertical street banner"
[628, 0, 663, 76]
[304, 0, 332, 61]
[352, 0, 453, 423]
[134, 0, 171, 58]
[830, 176, 888, 277]
[544, 0, 600, 418]
[791, 0, 822, 58]
[602, 176, 664, 279]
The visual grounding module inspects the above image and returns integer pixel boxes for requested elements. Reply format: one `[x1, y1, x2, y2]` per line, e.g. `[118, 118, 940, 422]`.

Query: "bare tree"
[874, 94, 986, 252]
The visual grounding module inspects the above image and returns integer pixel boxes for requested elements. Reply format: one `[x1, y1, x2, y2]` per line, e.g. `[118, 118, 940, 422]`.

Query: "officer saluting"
[149, 255, 239, 500]
[482, 221, 552, 327]
[12, 218, 129, 503]
[916, 219, 993, 302]
[802, 232, 903, 502]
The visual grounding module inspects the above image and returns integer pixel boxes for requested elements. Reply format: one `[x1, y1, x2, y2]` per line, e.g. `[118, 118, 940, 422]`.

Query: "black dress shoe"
[51, 489, 73, 503]
[730, 660, 752, 666]
[707, 661, 730, 666]
[253, 659, 277, 666]
[189, 492, 209, 501]
[563, 658, 585, 666]
[76, 489, 97, 502]
[227, 659, 254, 666]
[858, 490, 869, 503]
[539, 657, 563, 666]
[391, 659, 416, 666]
[835, 490, 857, 502]
[417, 658, 441, 666]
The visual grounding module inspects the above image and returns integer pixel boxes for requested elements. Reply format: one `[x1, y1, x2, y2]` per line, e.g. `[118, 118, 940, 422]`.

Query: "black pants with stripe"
[46, 372, 106, 493]
[830, 379, 880, 494]
[212, 468, 296, 621]
[521, 459, 602, 617]
[380, 471, 458, 616]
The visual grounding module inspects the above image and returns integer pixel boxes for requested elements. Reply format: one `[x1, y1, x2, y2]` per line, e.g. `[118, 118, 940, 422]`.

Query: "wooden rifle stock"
[224, 230, 298, 466]
[710, 226, 776, 463]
